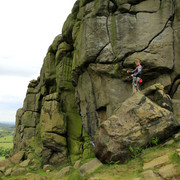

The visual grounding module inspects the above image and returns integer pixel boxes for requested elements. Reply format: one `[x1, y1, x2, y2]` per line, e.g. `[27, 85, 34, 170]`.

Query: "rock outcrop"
[94, 84, 179, 163]
[14, 0, 180, 166]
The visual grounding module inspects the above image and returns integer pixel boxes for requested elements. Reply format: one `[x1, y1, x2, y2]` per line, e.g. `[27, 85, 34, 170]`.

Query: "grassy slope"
[62, 142, 180, 180]
[2, 141, 180, 180]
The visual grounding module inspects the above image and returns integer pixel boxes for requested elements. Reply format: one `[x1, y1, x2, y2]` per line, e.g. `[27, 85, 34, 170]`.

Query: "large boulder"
[94, 84, 180, 163]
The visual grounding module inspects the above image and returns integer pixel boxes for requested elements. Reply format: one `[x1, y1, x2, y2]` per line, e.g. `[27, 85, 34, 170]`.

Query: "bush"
[0, 147, 13, 156]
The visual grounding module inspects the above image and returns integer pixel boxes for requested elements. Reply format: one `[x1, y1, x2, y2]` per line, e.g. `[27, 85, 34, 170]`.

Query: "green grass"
[0, 125, 14, 160]
[0, 143, 13, 149]
[0, 135, 13, 149]
[0, 156, 5, 161]
[0, 135, 13, 142]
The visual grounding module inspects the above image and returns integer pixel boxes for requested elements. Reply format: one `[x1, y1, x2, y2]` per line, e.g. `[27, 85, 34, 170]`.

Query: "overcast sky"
[0, 0, 76, 123]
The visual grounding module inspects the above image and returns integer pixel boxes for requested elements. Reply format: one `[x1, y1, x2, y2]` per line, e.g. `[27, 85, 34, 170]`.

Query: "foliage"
[68, 170, 83, 180]
[171, 152, 180, 165]
[129, 146, 143, 159]
[129, 137, 159, 159]
[151, 137, 159, 146]
[105, 160, 120, 165]
[0, 146, 13, 156]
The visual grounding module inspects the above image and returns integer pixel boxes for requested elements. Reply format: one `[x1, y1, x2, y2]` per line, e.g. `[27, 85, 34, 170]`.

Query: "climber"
[127, 59, 142, 93]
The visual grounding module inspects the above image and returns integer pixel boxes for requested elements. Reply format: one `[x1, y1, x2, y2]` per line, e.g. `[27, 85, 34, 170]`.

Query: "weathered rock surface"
[14, 0, 180, 166]
[0, 167, 6, 173]
[159, 164, 177, 178]
[11, 168, 26, 176]
[79, 158, 103, 176]
[20, 159, 31, 167]
[142, 170, 162, 180]
[4, 168, 12, 176]
[94, 84, 179, 163]
[10, 151, 25, 164]
[0, 159, 12, 168]
[143, 155, 170, 170]
[55, 166, 73, 179]
[43, 164, 54, 171]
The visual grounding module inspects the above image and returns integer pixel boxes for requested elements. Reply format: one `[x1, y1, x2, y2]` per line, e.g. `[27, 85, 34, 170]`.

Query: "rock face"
[14, 0, 180, 165]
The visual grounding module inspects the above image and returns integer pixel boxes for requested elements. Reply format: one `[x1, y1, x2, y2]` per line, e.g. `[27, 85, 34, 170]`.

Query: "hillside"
[0, 133, 180, 179]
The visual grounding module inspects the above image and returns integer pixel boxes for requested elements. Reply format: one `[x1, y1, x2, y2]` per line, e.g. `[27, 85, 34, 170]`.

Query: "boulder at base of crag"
[95, 84, 180, 163]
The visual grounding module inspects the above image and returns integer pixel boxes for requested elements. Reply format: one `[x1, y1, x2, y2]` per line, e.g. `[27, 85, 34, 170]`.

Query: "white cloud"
[0, 0, 77, 123]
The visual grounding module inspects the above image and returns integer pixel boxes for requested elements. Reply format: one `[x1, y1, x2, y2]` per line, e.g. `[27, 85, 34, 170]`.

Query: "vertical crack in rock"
[106, 15, 116, 60]
[172, 0, 176, 70]
[122, 12, 175, 67]
[86, 70, 99, 135]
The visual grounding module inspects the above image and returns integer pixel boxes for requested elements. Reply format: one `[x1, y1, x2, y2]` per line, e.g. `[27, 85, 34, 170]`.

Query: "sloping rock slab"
[159, 164, 178, 178]
[142, 170, 162, 180]
[79, 158, 102, 176]
[95, 84, 180, 163]
[11, 168, 26, 176]
[10, 151, 25, 164]
[143, 155, 169, 170]
[0, 159, 12, 168]
[20, 159, 31, 167]
[0, 167, 6, 173]
[4, 168, 12, 176]
[55, 166, 73, 179]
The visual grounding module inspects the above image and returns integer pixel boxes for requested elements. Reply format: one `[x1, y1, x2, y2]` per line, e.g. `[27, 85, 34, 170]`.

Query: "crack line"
[122, 12, 175, 67]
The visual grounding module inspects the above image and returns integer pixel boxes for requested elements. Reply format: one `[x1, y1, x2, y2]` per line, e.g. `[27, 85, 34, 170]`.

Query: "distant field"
[0, 135, 13, 143]
[0, 134, 14, 149]
[0, 134, 14, 151]
[0, 123, 15, 159]
[0, 142, 13, 149]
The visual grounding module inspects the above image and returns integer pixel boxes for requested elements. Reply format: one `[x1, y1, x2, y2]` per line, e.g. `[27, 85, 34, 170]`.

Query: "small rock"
[27, 153, 35, 160]
[10, 151, 25, 164]
[30, 164, 39, 171]
[0, 159, 12, 168]
[43, 164, 54, 171]
[73, 160, 81, 169]
[35, 147, 42, 156]
[0, 166, 6, 172]
[46, 170, 50, 173]
[20, 159, 31, 167]
[88, 177, 101, 180]
[159, 164, 177, 178]
[79, 158, 103, 176]
[11, 168, 26, 176]
[4, 168, 12, 176]
[143, 155, 169, 170]
[174, 133, 180, 141]
[176, 149, 180, 152]
[163, 139, 175, 146]
[26, 173, 33, 175]
[176, 149, 180, 157]
[55, 166, 73, 179]
[142, 170, 162, 180]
